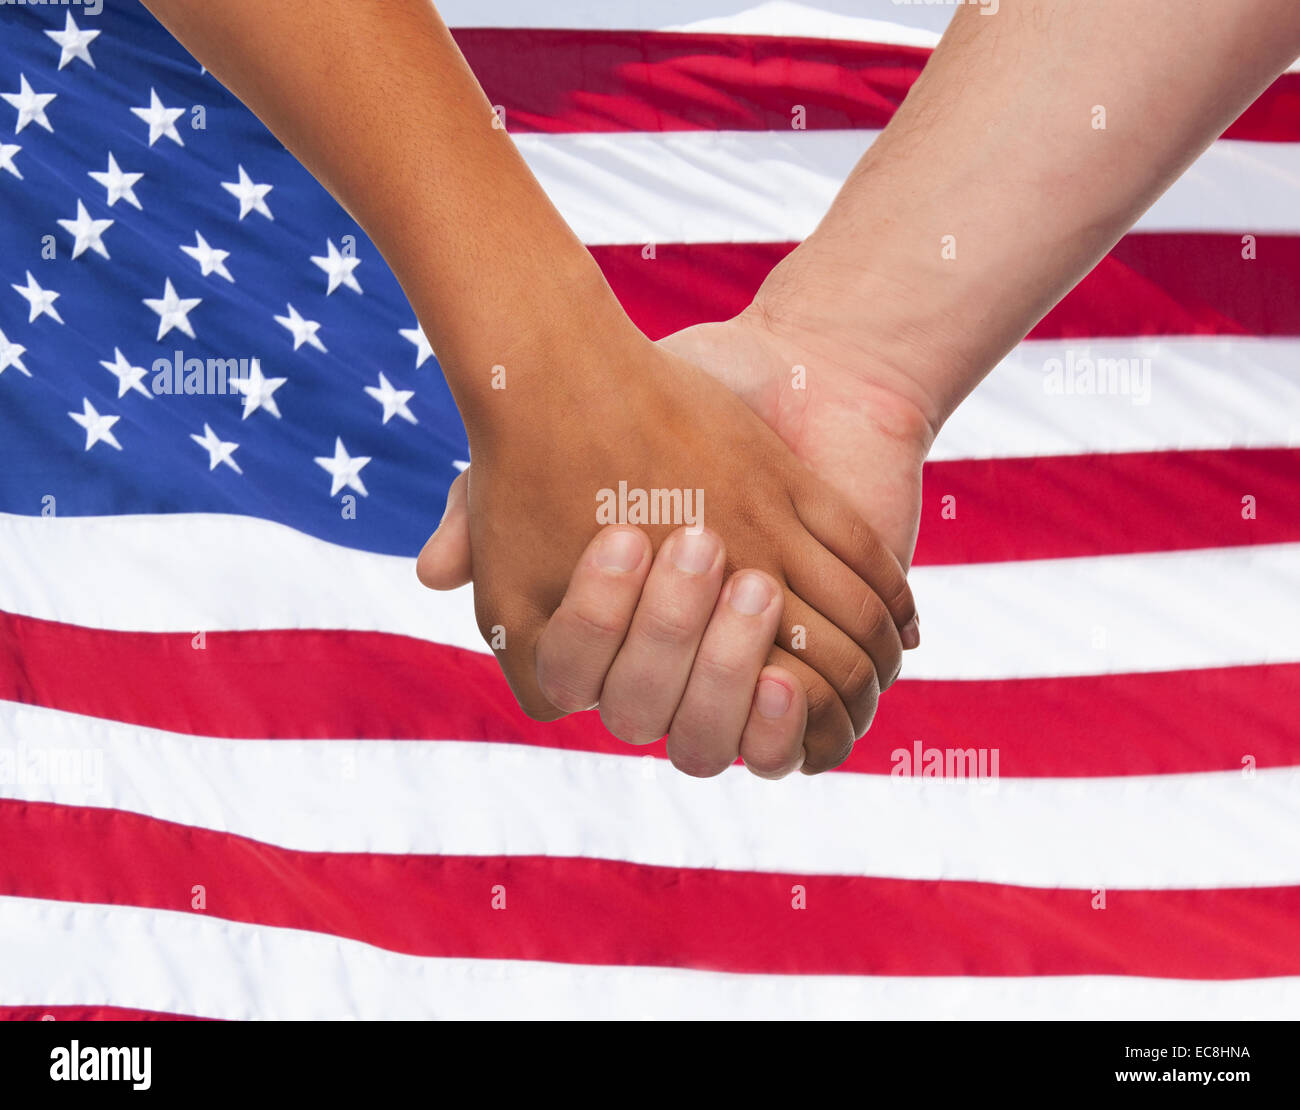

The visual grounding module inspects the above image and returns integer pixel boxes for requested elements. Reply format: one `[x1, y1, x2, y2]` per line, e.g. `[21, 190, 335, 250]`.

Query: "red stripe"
[595, 234, 1300, 340]
[453, 29, 1300, 141]
[3, 612, 1297, 776]
[1039, 233, 1300, 339]
[4, 800, 1299, 978]
[594, 241, 788, 339]
[0, 1006, 205, 1021]
[916, 450, 1300, 565]
[457, 30, 926, 134]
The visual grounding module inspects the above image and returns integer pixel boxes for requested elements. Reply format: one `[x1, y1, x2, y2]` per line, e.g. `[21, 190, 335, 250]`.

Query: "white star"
[231, 358, 286, 420]
[131, 88, 185, 147]
[11, 270, 63, 324]
[89, 153, 143, 209]
[46, 13, 100, 70]
[69, 397, 122, 451]
[365, 372, 417, 425]
[190, 423, 243, 474]
[181, 230, 233, 282]
[57, 199, 113, 260]
[274, 303, 326, 352]
[143, 278, 201, 340]
[0, 328, 29, 377]
[452, 459, 470, 472]
[0, 144, 21, 180]
[314, 437, 371, 497]
[311, 238, 362, 295]
[2, 75, 56, 134]
[99, 347, 151, 399]
[221, 164, 272, 220]
[399, 322, 434, 368]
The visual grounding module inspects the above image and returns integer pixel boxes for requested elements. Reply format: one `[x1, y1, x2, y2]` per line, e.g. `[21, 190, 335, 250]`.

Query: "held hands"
[418, 315, 924, 777]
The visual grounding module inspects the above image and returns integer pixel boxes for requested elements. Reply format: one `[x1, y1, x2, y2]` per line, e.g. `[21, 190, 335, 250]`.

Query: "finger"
[763, 645, 858, 774]
[598, 528, 725, 744]
[778, 592, 881, 740]
[416, 468, 473, 590]
[666, 570, 783, 777]
[792, 478, 920, 649]
[534, 526, 653, 714]
[783, 537, 904, 691]
[738, 665, 807, 779]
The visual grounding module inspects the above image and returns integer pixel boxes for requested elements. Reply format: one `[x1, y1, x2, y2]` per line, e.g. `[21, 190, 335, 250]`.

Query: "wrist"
[420, 250, 637, 449]
[744, 241, 963, 454]
[750, 194, 1048, 444]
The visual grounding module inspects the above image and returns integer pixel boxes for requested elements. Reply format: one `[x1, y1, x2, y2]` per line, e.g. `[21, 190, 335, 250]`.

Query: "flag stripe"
[915, 449, 1300, 565]
[5, 897, 1298, 1020]
[6, 702, 1299, 888]
[4, 613, 1297, 778]
[594, 233, 1300, 341]
[517, 132, 1300, 245]
[441, 0, 963, 45]
[454, 28, 1300, 141]
[0, 1005, 206, 1021]
[438, 0, 1300, 85]
[933, 336, 1300, 462]
[6, 801, 1300, 979]
[6, 514, 1298, 679]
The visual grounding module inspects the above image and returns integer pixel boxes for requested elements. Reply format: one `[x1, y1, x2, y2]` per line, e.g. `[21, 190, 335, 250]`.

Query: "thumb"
[416, 467, 472, 590]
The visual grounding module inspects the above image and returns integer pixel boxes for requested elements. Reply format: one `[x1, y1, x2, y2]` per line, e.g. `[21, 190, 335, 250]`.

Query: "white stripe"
[913, 543, 1300, 677]
[4, 702, 1298, 887]
[3, 513, 1298, 678]
[2, 897, 1296, 1019]
[442, 0, 950, 44]
[932, 336, 1300, 461]
[515, 132, 1300, 244]
[0, 509, 482, 651]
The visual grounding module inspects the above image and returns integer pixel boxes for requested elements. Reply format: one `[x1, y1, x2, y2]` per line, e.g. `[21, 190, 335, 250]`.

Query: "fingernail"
[900, 617, 920, 650]
[595, 529, 643, 573]
[729, 572, 773, 615]
[755, 678, 793, 719]
[671, 530, 718, 575]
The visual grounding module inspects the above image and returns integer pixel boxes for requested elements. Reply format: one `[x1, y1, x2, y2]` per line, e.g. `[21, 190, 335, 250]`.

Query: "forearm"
[755, 0, 1300, 436]
[141, 0, 625, 430]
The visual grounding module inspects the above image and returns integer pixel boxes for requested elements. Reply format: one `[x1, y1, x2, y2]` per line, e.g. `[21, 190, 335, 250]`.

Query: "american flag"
[2, 0, 1299, 1020]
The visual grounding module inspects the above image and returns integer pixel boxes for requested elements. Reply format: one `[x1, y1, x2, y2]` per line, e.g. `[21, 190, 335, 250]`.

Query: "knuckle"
[802, 674, 840, 721]
[802, 720, 855, 773]
[836, 647, 880, 713]
[800, 682, 855, 771]
[848, 513, 869, 553]
[561, 601, 631, 647]
[743, 743, 799, 778]
[847, 514, 882, 568]
[689, 647, 752, 688]
[885, 578, 915, 624]
[633, 603, 700, 649]
[881, 658, 903, 693]
[857, 591, 894, 644]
